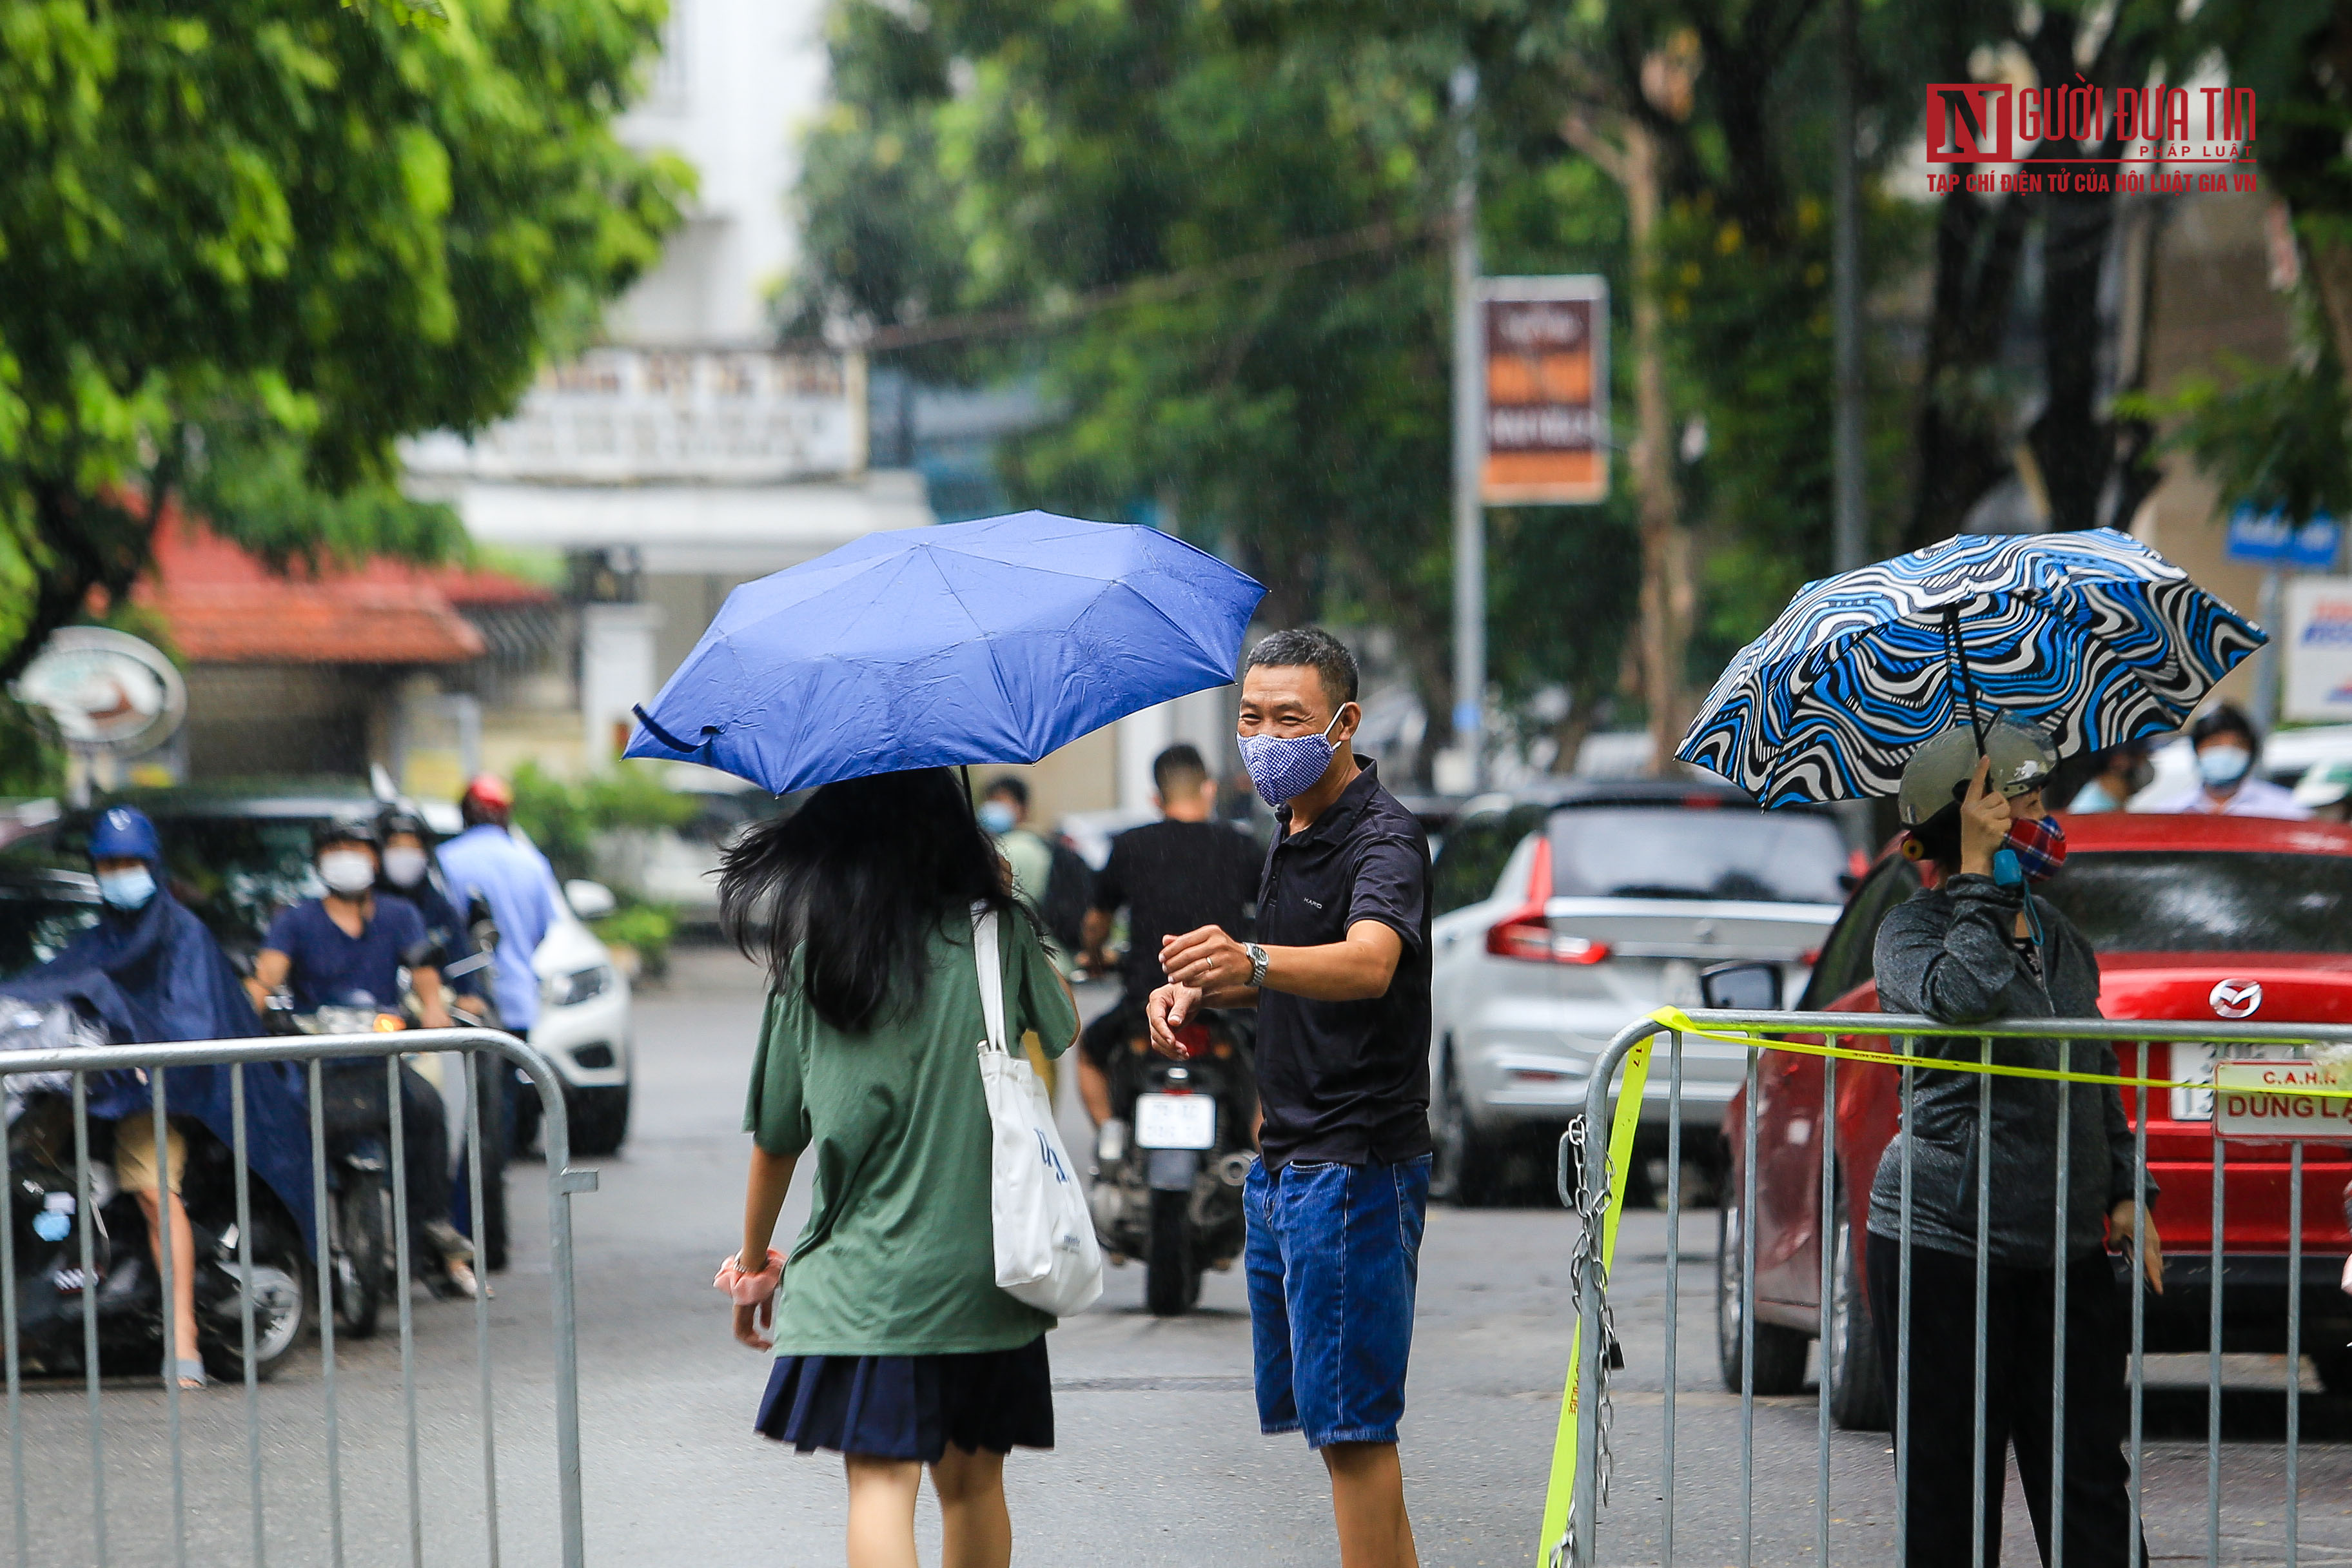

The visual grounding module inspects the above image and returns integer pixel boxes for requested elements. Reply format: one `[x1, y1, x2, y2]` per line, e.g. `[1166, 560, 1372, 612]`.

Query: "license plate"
[2168, 1043, 2308, 1122]
[1134, 1093, 1217, 1150]
[2213, 1059, 2352, 1141]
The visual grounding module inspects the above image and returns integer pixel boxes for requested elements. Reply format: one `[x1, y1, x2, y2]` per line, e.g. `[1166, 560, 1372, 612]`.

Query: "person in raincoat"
[5, 807, 310, 1388]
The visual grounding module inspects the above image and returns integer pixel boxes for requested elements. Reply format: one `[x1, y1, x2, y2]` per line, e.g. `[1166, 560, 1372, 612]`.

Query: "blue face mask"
[977, 800, 1019, 836]
[97, 866, 157, 911]
[2196, 743, 2252, 789]
[1237, 712, 1344, 806]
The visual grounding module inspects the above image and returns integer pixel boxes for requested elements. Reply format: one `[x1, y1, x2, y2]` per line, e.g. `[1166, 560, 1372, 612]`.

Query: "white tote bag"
[972, 907, 1103, 1316]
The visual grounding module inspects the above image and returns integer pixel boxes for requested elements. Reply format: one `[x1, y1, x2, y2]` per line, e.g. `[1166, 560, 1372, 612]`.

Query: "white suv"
[1426, 781, 1848, 1202]
[520, 872, 634, 1155]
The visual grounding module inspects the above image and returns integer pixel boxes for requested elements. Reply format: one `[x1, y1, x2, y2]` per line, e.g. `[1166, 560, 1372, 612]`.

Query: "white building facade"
[402, 0, 932, 774]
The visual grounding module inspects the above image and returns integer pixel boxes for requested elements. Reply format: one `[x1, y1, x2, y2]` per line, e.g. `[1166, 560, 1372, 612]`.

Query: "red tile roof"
[136, 509, 551, 665]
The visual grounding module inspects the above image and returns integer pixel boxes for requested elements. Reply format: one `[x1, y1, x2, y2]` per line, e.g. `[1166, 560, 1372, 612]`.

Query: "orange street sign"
[1478, 277, 1609, 505]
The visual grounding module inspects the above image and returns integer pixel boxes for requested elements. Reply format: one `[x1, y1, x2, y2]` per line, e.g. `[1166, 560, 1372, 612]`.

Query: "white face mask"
[381, 847, 429, 888]
[318, 850, 377, 896]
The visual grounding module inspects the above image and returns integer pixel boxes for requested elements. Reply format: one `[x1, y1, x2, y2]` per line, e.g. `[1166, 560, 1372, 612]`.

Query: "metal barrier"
[1552, 1010, 2352, 1568]
[0, 1027, 596, 1568]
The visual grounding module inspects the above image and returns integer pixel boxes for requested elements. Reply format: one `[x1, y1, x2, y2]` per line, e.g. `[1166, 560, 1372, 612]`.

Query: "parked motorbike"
[2, 999, 313, 1381]
[1088, 1013, 1257, 1315]
[267, 994, 407, 1338]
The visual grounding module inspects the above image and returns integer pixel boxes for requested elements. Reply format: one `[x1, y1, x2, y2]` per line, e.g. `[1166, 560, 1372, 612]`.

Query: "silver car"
[1426, 782, 1848, 1202]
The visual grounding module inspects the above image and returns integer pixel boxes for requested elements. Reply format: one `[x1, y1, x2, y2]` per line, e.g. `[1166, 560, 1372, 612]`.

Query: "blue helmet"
[88, 806, 163, 865]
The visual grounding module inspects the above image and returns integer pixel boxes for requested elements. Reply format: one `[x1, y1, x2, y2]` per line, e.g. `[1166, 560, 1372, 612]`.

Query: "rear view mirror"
[564, 879, 616, 921]
[1699, 961, 1781, 1012]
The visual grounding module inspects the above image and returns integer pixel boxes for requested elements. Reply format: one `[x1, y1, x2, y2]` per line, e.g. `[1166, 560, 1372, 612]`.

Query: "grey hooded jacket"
[1865, 873, 2150, 1266]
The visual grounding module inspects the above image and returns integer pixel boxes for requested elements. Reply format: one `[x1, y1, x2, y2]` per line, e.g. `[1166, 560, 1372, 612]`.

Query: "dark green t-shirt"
[743, 906, 1079, 1356]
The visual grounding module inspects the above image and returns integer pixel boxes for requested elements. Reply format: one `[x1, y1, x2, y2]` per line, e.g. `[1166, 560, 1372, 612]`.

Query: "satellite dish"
[10, 628, 187, 754]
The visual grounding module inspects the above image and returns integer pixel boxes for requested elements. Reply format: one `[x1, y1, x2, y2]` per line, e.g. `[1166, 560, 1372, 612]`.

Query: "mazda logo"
[2209, 979, 2263, 1019]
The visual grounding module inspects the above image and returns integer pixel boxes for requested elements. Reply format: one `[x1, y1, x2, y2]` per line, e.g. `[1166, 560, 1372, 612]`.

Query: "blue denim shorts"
[1244, 1154, 1431, 1447]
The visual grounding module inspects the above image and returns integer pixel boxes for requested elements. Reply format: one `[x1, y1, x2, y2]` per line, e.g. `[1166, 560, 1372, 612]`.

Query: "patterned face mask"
[1997, 814, 2067, 884]
[1236, 712, 1343, 805]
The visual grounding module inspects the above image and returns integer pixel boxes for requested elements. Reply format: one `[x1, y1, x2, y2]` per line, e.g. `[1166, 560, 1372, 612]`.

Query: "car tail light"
[1484, 837, 1613, 965]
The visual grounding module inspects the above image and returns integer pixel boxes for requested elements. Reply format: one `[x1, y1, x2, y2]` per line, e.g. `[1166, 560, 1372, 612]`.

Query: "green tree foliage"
[788, 0, 1651, 767]
[2147, 1, 2352, 529]
[2121, 347, 2352, 526]
[2190, 1, 2352, 368]
[1896, 1, 2189, 547]
[803, 1, 2090, 767]
[511, 760, 697, 885]
[511, 759, 691, 972]
[0, 0, 689, 682]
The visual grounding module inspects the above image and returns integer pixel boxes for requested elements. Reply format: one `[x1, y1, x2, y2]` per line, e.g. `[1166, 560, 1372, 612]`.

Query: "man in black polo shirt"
[1073, 741, 1261, 1124]
[1150, 627, 1431, 1568]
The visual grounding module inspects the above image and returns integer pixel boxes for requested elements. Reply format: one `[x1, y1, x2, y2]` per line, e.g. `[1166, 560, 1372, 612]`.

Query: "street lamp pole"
[1831, 0, 1863, 578]
[1451, 63, 1484, 794]
[1831, 0, 1871, 848]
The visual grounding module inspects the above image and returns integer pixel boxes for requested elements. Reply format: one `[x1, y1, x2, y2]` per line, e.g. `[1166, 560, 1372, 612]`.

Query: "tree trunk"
[2021, 16, 2159, 534]
[1548, 698, 1604, 778]
[1906, 188, 2032, 549]
[2306, 235, 2352, 395]
[1623, 122, 1695, 776]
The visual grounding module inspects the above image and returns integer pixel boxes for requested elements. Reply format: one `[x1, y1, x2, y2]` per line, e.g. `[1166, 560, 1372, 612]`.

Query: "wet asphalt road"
[12, 943, 2349, 1565]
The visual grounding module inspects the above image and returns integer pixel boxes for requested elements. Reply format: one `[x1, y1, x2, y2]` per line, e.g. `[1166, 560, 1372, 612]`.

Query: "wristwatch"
[1244, 942, 1269, 988]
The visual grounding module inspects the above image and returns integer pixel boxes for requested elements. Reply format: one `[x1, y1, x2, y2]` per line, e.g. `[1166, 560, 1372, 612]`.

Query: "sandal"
[173, 1357, 208, 1390]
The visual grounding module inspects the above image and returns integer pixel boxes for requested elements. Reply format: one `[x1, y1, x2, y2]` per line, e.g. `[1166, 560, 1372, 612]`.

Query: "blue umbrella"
[1677, 527, 2266, 806]
[622, 511, 1267, 794]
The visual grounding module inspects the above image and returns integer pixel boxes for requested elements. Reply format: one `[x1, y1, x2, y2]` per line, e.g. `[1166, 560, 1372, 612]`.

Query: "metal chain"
[1549, 1111, 1618, 1568]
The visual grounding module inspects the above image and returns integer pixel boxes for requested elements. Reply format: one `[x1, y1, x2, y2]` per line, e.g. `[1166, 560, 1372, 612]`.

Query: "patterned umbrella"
[1677, 527, 2266, 806]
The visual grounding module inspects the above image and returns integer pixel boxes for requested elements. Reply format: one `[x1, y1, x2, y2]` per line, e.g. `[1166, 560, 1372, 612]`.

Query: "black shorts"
[754, 1336, 1054, 1462]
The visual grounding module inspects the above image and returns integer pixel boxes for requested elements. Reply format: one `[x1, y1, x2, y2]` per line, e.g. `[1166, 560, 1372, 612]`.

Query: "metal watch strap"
[1246, 943, 1269, 988]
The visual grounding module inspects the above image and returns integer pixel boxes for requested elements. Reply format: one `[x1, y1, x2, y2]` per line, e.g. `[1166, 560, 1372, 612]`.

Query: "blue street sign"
[2226, 505, 2341, 569]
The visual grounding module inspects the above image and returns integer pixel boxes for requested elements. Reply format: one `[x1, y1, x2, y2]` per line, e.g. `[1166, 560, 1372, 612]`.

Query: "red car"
[1719, 813, 2352, 1428]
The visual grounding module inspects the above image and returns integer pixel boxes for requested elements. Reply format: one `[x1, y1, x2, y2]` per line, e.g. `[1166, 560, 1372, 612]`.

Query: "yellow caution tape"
[1650, 1005, 2352, 1099]
[1534, 1036, 1649, 1566]
[1536, 1005, 2352, 1563]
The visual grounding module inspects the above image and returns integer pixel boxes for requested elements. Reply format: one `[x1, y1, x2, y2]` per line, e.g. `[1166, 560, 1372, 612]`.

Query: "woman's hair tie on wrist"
[715, 1248, 785, 1306]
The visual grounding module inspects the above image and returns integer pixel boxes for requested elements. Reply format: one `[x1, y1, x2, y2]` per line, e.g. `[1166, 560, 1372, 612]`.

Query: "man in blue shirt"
[251, 820, 451, 1024]
[251, 819, 475, 1296]
[433, 775, 556, 1039]
[436, 776, 560, 1246]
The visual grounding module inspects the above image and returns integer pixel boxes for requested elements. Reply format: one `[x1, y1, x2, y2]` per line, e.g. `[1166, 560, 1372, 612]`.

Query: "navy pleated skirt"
[754, 1335, 1054, 1462]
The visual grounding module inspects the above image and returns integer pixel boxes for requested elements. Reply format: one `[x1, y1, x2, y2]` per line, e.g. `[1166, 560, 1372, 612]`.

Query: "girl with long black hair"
[716, 767, 1078, 1568]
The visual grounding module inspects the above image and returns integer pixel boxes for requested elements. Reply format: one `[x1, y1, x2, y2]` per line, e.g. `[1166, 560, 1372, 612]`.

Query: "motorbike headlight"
[545, 963, 612, 1009]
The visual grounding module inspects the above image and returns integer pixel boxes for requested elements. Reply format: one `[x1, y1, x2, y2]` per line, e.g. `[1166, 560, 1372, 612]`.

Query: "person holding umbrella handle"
[1872, 719, 2161, 1568]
